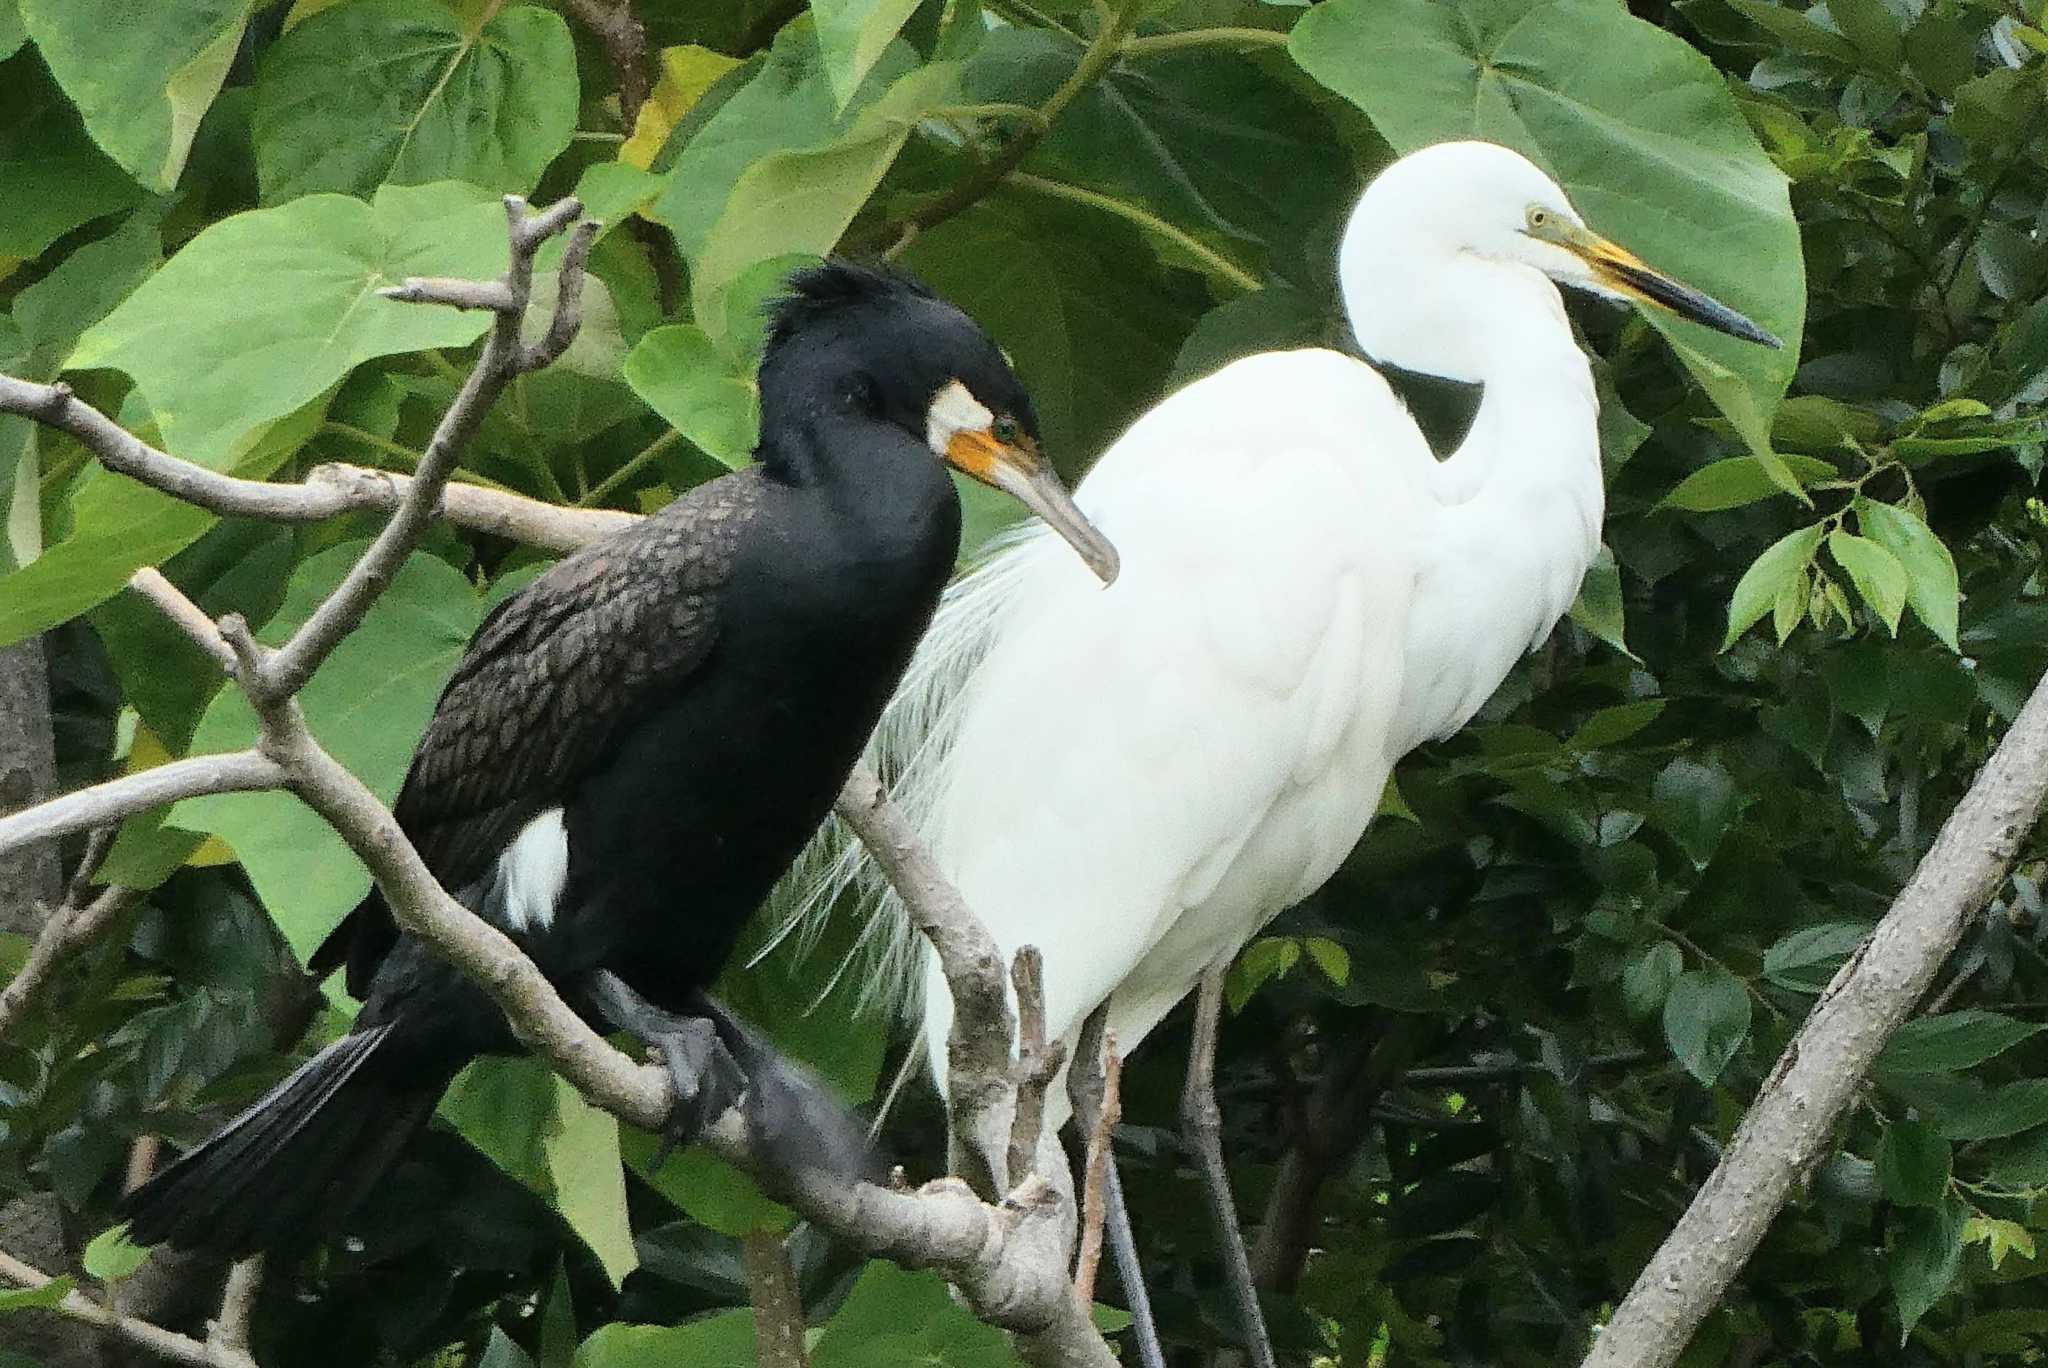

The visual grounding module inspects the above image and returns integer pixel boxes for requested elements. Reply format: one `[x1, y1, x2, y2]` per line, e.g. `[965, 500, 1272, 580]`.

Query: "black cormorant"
[121, 261, 1117, 1257]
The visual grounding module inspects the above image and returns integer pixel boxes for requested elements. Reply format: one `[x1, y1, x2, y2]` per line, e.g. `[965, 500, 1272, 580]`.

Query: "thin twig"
[1071, 1021, 1121, 1306]
[130, 569, 235, 671]
[0, 883, 144, 1040]
[208, 1256, 264, 1362]
[0, 1248, 255, 1368]
[1007, 945, 1067, 1191]
[264, 198, 599, 700]
[741, 1232, 809, 1368]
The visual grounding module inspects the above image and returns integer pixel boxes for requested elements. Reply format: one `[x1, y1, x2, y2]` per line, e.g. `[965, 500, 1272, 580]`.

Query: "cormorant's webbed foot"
[588, 971, 746, 1162]
[586, 972, 882, 1182]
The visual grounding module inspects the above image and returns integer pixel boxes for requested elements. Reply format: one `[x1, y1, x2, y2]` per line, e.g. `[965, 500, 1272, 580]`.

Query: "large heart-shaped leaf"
[19, 0, 251, 191]
[1290, 0, 1803, 440]
[171, 544, 483, 960]
[253, 0, 577, 201]
[69, 180, 506, 468]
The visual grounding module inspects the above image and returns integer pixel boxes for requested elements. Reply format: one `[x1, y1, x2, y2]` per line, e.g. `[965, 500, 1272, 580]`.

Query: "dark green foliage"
[1, 0, 2045, 1364]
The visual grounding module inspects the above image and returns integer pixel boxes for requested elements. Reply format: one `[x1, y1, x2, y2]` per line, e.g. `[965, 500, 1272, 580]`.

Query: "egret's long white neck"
[1354, 254, 1608, 752]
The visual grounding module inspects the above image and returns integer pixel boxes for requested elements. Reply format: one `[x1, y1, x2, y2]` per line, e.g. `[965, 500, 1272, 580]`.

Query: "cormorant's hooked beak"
[1545, 221, 1783, 349]
[945, 430, 1120, 585]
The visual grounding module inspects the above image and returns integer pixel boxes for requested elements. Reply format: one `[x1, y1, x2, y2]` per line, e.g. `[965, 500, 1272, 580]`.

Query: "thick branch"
[1583, 668, 2048, 1368]
[562, 0, 653, 128]
[0, 1249, 255, 1368]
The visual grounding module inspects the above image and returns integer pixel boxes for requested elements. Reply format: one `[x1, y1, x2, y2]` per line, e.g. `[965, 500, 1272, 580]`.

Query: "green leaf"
[252, 0, 577, 201]
[622, 325, 758, 469]
[1886, 1074, 2048, 1142]
[1568, 700, 1665, 751]
[690, 62, 960, 327]
[1961, 1216, 2036, 1271]
[1670, 340, 1808, 501]
[1890, 1197, 1966, 1341]
[1826, 0, 1902, 70]
[622, 1132, 791, 1237]
[1622, 941, 1682, 1021]
[1877, 1120, 1950, 1207]
[1827, 530, 1907, 635]
[80, 1223, 149, 1281]
[1725, 0, 1860, 63]
[1661, 454, 1836, 513]
[573, 1312, 756, 1368]
[0, 53, 150, 259]
[171, 544, 484, 961]
[812, 1262, 1025, 1368]
[1651, 758, 1741, 868]
[648, 18, 913, 258]
[0, 392, 328, 649]
[0, 4, 22, 60]
[1662, 966, 1751, 1085]
[440, 1054, 552, 1190]
[1762, 922, 1868, 993]
[19, 0, 250, 191]
[1226, 936, 1301, 1012]
[1724, 524, 1824, 649]
[1568, 545, 1634, 660]
[0, 1277, 73, 1314]
[1291, 0, 1802, 445]
[1303, 936, 1350, 986]
[544, 1076, 637, 1288]
[1879, 1011, 2045, 1076]
[813, 0, 922, 112]
[71, 181, 505, 469]
[1856, 498, 1960, 651]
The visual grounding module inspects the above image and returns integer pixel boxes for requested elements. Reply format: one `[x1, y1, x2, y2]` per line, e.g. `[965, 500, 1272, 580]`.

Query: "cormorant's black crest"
[761, 260, 937, 366]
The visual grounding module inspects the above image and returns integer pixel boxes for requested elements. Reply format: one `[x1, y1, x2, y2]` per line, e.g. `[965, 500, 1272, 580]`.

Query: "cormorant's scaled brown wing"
[311, 474, 762, 991]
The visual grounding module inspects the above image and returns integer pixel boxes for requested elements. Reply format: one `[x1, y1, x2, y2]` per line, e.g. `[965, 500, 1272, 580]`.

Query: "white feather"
[498, 808, 568, 934]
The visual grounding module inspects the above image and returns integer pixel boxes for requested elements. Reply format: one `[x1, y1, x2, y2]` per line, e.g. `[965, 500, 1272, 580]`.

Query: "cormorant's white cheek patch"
[925, 379, 993, 457]
[499, 808, 568, 933]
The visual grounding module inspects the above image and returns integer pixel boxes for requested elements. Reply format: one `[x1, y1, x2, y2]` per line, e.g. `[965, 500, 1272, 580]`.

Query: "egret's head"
[1338, 141, 1778, 381]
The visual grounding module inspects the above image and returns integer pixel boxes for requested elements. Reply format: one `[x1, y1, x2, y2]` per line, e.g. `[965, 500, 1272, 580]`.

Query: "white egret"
[806, 139, 1781, 1364]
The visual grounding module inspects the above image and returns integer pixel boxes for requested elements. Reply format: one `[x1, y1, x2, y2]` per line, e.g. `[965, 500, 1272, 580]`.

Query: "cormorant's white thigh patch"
[499, 808, 568, 933]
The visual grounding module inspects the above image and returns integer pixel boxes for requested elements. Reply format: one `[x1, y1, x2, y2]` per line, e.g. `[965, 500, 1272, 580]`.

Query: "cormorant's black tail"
[121, 1024, 448, 1258]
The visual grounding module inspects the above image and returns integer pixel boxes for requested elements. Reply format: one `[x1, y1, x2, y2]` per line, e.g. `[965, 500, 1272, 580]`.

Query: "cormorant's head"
[761, 261, 1118, 583]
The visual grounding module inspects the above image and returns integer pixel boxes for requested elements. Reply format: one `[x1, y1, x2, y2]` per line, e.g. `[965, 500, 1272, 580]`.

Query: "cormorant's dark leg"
[1184, 957, 1276, 1368]
[587, 970, 746, 1160]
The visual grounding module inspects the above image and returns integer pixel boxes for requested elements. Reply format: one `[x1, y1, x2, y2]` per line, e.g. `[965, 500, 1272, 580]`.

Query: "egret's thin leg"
[1183, 958, 1276, 1368]
[1103, 1152, 1167, 1368]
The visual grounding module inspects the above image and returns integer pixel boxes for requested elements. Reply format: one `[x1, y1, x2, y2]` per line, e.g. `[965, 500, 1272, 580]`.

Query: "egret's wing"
[915, 351, 1431, 1065]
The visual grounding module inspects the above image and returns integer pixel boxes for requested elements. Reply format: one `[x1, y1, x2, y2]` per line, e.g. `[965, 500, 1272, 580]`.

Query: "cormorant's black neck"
[755, 383, 948, 507]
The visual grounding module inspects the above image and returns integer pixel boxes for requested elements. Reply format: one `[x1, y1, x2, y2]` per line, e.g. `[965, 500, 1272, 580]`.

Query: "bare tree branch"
[263, 200, 600, 701]
[836, 764, 1019, 1199]
[1068, 1015, 1121, 1308]
[1583, 668, 2048, 1368]
[0, 381, 632, 554]
[0, 1248, 256, 1368]
[1007, 946, 1066, 1194]
[561, 0, 653, 128]
[207, 1256, 264, 1363]
[0, 883, 144, 1040]
[0, 752, 284, 860]
[0, 195, 1123, 1368]
[742, 1232, 809, 1368]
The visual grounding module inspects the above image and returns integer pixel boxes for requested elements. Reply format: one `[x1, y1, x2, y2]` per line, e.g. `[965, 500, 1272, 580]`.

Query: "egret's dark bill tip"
[1610, 258, 1781, 349]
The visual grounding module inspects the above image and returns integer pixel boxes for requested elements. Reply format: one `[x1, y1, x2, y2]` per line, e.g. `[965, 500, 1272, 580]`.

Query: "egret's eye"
[991, 415, 1023, 445]
[1526, 205, 1553, 232]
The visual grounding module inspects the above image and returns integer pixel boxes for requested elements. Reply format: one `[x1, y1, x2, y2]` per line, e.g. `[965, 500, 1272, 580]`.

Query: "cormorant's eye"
[991, 415, 1022, 445]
